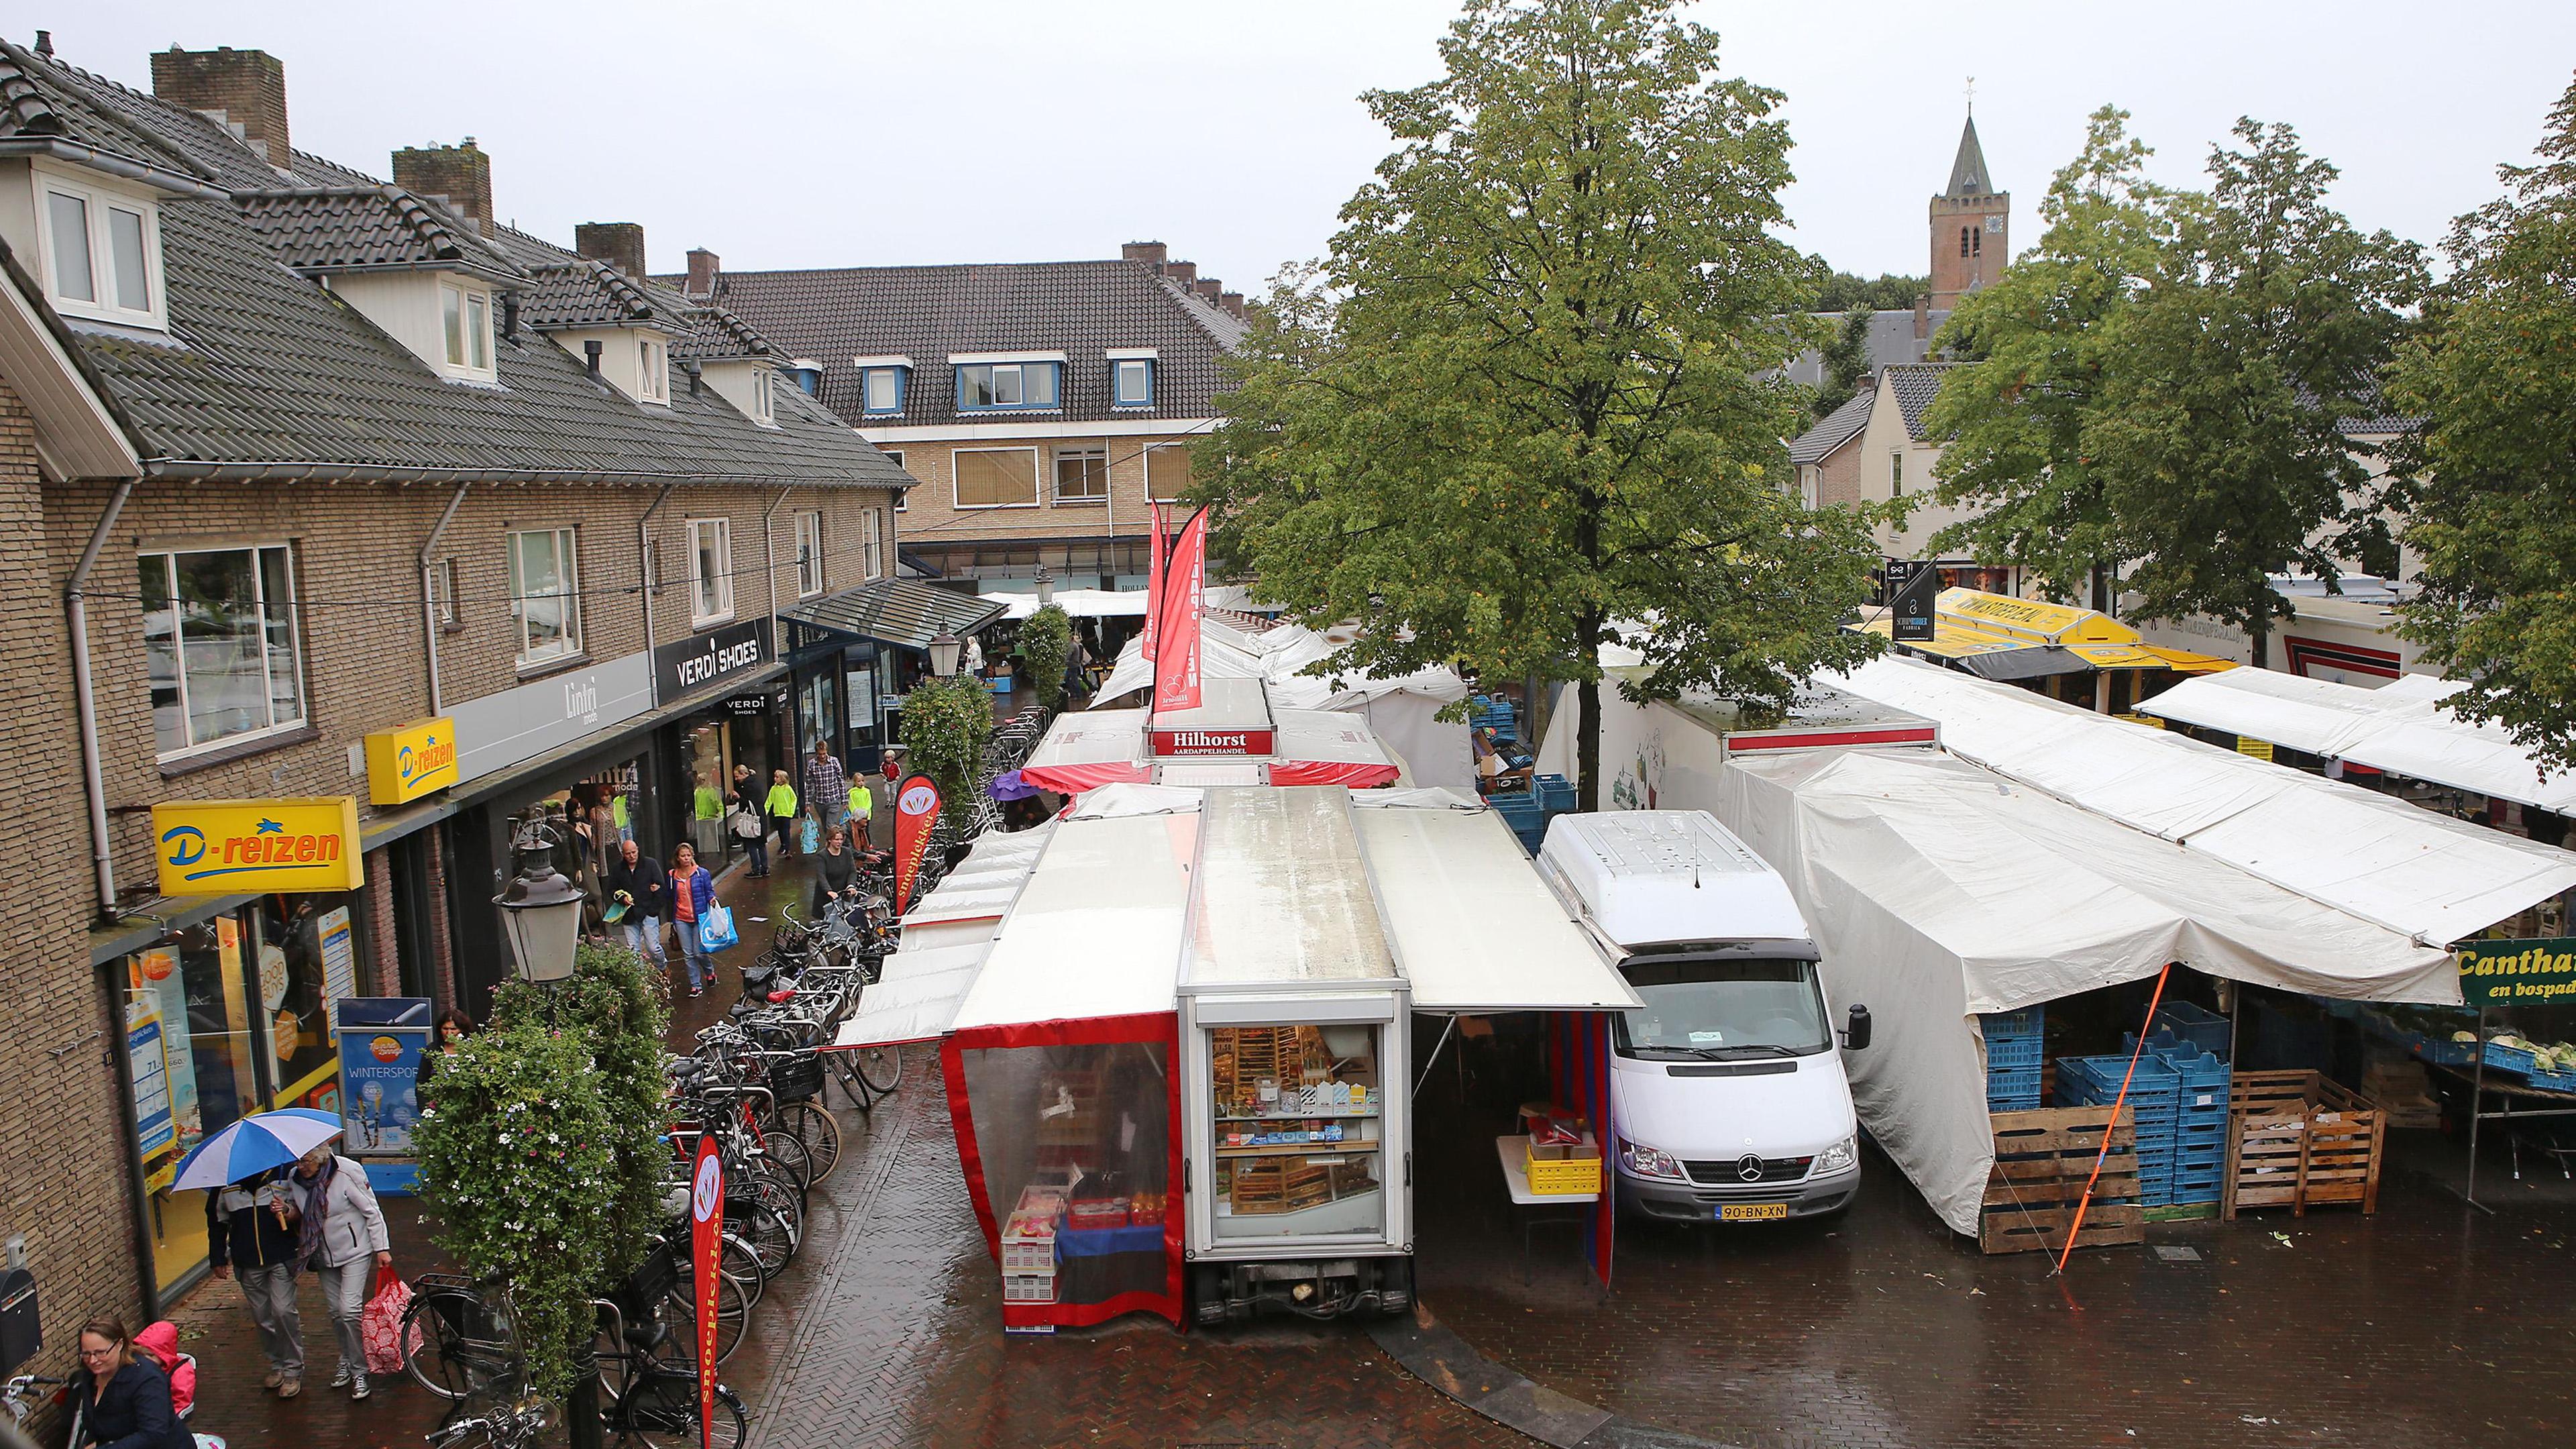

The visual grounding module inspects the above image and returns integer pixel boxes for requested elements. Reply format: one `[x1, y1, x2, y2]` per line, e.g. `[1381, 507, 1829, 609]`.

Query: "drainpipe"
[763, 484, 795, 648]
[68, 479, 136, 922]
[420, 482, 473, 714]
[638, 483, 679, 696]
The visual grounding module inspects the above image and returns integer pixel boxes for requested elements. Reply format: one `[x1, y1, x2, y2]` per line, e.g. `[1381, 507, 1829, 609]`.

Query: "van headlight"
[1813, 1135, 1858, 1176]
[1619, 1141, 1683, 1180]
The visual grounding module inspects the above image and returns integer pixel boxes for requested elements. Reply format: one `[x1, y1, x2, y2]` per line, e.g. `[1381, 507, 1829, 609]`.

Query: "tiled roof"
[235, 186, 527, 283]
[1, 40, 904, 491]
[1886, 363, 1958, 440]
[1790, 390, 1874, 465]
[519, 259, 660, 329]
[0, 48, 214, 182]
[660, 258, 1244, 428]
[672, 303, 774, 362]
[782, 578, 1008, 651]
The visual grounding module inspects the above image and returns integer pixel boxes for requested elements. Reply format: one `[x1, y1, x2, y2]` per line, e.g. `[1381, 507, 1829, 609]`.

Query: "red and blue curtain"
[1546, 1011, 1617, 1287]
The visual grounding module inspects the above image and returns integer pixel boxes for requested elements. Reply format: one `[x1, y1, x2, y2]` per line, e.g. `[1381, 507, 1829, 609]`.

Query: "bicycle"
[424, 1399, 548, 1449]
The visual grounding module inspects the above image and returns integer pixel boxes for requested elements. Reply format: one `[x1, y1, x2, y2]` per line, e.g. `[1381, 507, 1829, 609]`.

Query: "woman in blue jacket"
[667, 840, 718, 998]
[68, 1317, 190, 1449]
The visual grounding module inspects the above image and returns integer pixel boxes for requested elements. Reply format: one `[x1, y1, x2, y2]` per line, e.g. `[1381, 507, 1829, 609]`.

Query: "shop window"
[1146, 443, 1192, 503]
[1054, 445, 1108, 504]
[954, 447, 1040, 509]
[1209, 1023, 1383, 1240]
[796, 511, 825, 598]
[508, 527, 582, 665]
[690, 517, 735, 625]
[432, 557, 462, 629]
[124, 920, 262, 1291]
[138, 544, 307, 759]
[863, 508, 885, 581]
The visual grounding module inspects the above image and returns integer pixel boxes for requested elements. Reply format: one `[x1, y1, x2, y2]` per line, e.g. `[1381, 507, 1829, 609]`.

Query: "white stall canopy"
[947, 810, 1201, 1034]
[1832, 657, 2576, 946]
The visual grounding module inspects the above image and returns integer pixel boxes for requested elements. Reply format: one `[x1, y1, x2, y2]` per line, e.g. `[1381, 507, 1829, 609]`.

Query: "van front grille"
[1683, 1156, 1812, 1186]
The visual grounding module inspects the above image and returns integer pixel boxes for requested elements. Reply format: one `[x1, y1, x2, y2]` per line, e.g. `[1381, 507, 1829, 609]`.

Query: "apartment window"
[885, 449, 907, 511]
[1146, 443, 1193, 503]
[689, 518, 735, 624]
[863, 508, 885, 580]
[638, 337, 670, 405]
[861, 366, 908, 415]
[441, 282, 494, 377]
[1055, 445, 1108, 504]
[431, 557, 461, 627]
[954, 447, 1040, 508]
[795, 511, 825, 598]
[956, 362, 1059, 412]
[40, 171, 164, 328]
[1112, 358, 1154, 408]
[1890, 451, 1904, 497]
[1799, 465, 1821, 509]
[508, 527, 582, 665]
[138, 545, 306, 757]
[750, 370, 774, 425]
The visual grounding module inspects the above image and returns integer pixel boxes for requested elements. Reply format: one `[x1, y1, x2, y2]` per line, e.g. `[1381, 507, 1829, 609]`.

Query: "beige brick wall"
[879, 428, 1202, 555]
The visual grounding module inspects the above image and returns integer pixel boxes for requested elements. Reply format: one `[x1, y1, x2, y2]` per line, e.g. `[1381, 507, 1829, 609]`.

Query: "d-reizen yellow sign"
[154, 797, 364, 895]
[363, 716, 458, 804]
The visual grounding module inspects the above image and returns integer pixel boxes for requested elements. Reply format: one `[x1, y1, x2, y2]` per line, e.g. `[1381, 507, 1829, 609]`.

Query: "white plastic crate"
[1000, 1236, 1057, 1273]
[1002, 1271, 1058, 1303]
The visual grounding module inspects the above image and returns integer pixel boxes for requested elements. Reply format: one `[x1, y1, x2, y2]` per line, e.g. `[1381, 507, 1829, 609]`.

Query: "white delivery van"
[1535, 811, 1872, 1224]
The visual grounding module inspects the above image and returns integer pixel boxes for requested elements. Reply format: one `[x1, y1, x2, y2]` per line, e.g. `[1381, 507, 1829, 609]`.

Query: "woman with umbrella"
[169, 1108, 352, 1404]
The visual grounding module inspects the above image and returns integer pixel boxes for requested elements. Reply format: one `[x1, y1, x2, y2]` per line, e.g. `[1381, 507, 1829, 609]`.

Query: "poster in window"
[127, 992, 176, 1191]
[318, 905, 357, 1005]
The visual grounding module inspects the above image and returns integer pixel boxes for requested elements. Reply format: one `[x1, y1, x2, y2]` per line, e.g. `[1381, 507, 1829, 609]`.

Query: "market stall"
[1016, 677, 1403, 795]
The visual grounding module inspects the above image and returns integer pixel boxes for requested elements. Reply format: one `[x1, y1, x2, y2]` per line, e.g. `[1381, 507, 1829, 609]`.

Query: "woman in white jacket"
[290, 1142, 392, 1399]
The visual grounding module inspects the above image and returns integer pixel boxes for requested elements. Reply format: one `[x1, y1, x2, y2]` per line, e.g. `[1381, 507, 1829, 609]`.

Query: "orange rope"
[2055, 962, 2172, 1274]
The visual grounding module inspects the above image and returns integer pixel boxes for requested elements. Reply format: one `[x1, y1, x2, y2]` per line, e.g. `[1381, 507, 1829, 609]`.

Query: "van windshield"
[1613, 957, 1831, 1059]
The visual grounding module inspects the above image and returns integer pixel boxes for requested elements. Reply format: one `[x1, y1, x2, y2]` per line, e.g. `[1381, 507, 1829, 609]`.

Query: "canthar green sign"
[2455, 938, 2576, 1006]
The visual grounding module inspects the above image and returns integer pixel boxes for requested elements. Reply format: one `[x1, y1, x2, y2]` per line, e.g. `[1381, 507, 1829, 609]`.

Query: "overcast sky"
[60, 2, 2576, 291]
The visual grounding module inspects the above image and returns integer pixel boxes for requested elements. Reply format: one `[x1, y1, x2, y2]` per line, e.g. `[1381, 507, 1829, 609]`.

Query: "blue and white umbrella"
[170, 1108, 346, 1191]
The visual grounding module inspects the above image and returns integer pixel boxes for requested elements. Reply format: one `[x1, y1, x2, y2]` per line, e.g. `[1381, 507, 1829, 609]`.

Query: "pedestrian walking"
[669, 840, 717, 998]
[860, 746, 904, 852]
[804, 739, 848, 842]
[207, 1167, 305, 1397]
[765, 769, 800, 859]
[415, 1010, 473, 1104]
[730, 765, 769, 877]
[66, 1317, 189, 1449]
[813, 823, 859, 919]
[290, 1143, 391, 1401]
[606, 839, 666, 968]
[846, 773, 873, 852]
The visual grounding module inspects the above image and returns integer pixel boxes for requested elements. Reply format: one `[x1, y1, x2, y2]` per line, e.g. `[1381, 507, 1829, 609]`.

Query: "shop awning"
[780, 577, 1006, 654]
[1851, 587, 2236, 675]
[1015, 708, 1155, 794]
[995, 589, 1152, 620]
[1014, 701, 1403, 794]
[1955, 645, 2091, 681]
[1351, 797, 1643, 1014]
[947, 810, 1200, 1036]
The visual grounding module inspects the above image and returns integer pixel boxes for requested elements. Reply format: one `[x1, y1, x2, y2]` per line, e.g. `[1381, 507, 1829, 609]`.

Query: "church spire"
[1945, 114, 1990, 198]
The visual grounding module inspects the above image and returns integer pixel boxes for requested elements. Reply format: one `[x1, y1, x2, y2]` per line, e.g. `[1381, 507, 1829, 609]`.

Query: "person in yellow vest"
[765, 769, 800, 859]
[847, 776, 873, 850]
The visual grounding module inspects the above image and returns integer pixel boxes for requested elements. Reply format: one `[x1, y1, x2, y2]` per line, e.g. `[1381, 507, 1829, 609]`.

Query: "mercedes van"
[1535, 810, 1870, 1223]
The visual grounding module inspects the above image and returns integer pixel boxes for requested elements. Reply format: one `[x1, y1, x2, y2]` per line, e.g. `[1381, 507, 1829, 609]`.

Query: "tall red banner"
[1152, 507, 1209, 714]
[689, 1134, 723, 1448]
[1142, 502, 1165, 663]
[892, 772, 942, 913]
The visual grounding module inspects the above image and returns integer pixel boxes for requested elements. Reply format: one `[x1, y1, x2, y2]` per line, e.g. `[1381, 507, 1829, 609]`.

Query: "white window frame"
[506, 527, 583, 666]
[951, 447, 1042, 511]
[885, 450, 906, 511]
[862, 508, 885, 581]
[688, 517, 736, 626]
[1112, 358, 1153, 408]
[1145, 443, 1193, 503]
[439, 281, 497, 381]
[34, 165, 166, 330]
[1890, 449, 1904, 498]
[139, 543, 308, 760]
[750, 370, 775, 426]
[795, 511, 825, 599]
[637, 336, 670, 405]
[432, 557, 462, 627]
[1054, 444, 1109, 505]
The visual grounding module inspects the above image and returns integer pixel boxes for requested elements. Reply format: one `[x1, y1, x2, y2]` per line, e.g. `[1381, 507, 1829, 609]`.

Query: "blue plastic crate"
[1985, 1032, 2045, 1071]
[2415, 1034, 2477, 1067]
[1986, 1089, 2042, 1113]
[2483, 1040, 2539, 1076]
[2151, 1001, 2233, 1058]
[2530, 1065, 2576, 1094]
[1985, 1006, 2045, 1038]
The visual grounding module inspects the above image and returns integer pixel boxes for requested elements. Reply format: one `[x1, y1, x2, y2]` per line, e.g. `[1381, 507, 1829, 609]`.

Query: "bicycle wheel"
[403, 1285, 519, 1403]
[616, 1374, 747, 1449]
[746, 1171, 803, 1248]
[720, 1232, 765, 1308]
[726, 1199, 796, 1279]
[777, 1099, 842, 1181]
[657, 1271, 749, 1369]
[857, 1040, 902, 1096]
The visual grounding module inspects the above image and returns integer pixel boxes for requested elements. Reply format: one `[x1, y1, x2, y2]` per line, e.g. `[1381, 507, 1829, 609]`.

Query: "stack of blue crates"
[1982, 1007, 2045, 1111]
[1470, 693, 1520, 744]
[1489, 773, 1577, 855]
[2165, 1048, 2231, 1204]
[2053, 1053, 2182, 1203]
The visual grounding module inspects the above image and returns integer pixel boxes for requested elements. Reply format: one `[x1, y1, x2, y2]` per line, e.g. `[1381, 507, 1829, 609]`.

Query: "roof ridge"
[0, 39, 220, 180]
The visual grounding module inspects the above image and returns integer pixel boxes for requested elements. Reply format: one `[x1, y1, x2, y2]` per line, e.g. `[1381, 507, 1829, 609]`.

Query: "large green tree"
[1199, 0, 1884, 810]
[1810, 305, 1876, 421]
[2390, 75, 2576, 771]
[1812, 270, 1927, 313]
[1923, 107, 2169, 610]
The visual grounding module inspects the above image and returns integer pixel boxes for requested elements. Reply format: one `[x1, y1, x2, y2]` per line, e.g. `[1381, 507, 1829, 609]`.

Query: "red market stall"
[1020, 677, 1401, 796]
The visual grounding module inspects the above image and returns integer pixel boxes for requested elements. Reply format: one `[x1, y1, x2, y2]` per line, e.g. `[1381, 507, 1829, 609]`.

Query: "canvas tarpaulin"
[1717, 747, 2457, 1236]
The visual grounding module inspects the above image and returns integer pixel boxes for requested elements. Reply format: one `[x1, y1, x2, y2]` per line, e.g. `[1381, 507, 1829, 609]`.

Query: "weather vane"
[1966, 76, 1976, 115]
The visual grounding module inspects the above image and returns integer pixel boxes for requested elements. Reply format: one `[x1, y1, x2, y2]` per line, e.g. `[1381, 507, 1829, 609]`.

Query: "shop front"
[653, 619, 784, 867]
[779, 580, 1007, 774]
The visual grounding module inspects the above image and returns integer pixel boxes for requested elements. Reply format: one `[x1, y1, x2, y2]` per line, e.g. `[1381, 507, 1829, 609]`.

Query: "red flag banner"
[1152, 507, 1209, 714]
[1142, 502, 1165, 664]
[892, 772, 942, 912]
[689, 1134, 723, 1448]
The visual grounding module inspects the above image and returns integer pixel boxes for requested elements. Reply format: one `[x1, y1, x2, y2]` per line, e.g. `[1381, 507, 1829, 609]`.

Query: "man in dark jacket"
[606, 838, 667, 969]
[207, 1167, 305, 1395]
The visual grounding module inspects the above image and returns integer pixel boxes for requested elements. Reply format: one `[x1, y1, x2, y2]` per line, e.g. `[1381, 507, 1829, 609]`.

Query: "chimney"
[1218, 290, 1246, 319]
[1913, 292, 1930, 341]
[1163, 260, 1197, 287]
[584, 339, 603, 376]
[685, 248, 721, 297]
[1121, 240, 1169, 268]
[150, 46, 289, 164]
[576, 222, 647, 279]
[1192, 278, 1223, 304]
[392, 140, 496, 236]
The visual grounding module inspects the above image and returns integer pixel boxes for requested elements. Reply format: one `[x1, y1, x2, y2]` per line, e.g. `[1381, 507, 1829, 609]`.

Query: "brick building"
[0, 35, 962, 1333]
[670, 241, 1246, 588]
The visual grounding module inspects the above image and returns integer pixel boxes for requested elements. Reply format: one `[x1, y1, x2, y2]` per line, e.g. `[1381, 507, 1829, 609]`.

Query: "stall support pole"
[1413, 1015, 1460, 1101]
[2466, 1008, 2491, 1208]
[2055, 963, 2171, 1275]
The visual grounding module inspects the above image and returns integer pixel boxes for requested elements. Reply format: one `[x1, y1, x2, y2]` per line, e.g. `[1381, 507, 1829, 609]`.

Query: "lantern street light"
[927, 630, 963, 679]
[493, 818, 585, 983]
[1033, 561, 1055, 608]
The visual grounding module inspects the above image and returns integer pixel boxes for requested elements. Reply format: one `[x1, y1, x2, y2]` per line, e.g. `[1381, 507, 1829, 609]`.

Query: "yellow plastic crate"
[1524, 1136, 1603, 1196]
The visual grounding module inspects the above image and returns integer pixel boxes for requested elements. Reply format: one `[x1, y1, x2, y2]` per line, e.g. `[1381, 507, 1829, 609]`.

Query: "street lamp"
[928, 630, 963, 679]
[493, 818, 585, 983]
[1033, 561, 1055, 607]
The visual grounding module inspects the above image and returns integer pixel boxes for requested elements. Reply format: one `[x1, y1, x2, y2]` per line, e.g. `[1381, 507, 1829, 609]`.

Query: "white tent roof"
[947, 810, 1201, 1034]
[1093, 617, 1468, 712]
[995, 588, 1152, 620]
[1833, 657, 2576, 945]
[1717, 747, 2458, 1236]
[828, 826, 1054, 1050]
[2139, 668, 2576, 814]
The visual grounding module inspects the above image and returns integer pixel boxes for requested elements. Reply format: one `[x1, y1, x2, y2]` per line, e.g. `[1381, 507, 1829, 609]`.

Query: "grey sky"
[58, 2, 2576, 292]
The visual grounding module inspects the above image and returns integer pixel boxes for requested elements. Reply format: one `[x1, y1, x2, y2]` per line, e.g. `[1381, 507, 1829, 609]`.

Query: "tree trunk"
[2091, 560, 2110, 616]
[2250, 619, 2269, 671]
[1576, 672, 1602, 815]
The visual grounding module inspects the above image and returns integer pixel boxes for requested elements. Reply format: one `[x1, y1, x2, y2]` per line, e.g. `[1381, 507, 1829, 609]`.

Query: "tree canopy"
[1197, 0, 1884, 808]
[1811, 270, 1927, 313]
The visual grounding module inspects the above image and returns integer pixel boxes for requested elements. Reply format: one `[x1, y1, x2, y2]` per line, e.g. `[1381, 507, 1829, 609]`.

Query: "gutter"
[0, 137, 227, 199]
[419, 482, 473, 714]
[136, 458, 885, 487]
[68, 479, 136, 921]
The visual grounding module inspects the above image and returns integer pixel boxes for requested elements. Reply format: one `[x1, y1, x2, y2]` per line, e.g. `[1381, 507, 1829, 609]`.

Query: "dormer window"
[750, 370, 774, 425]
[1108, 349, 1157, 408]
[954, 356, 1063, 413]
[863, 366, 906, 415]
[36, 168, 166, 330]
[441, 282, 494, 379]
[639, 337, 670, 405]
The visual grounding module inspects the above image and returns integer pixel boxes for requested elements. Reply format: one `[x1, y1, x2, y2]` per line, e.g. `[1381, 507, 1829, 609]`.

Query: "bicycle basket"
[767, 1054, 826, 1104]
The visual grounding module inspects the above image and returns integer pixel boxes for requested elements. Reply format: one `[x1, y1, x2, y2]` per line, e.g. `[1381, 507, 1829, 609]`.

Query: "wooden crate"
[2222, 1069, 2385, 1220]
[1980, 1105, 2144, 1256]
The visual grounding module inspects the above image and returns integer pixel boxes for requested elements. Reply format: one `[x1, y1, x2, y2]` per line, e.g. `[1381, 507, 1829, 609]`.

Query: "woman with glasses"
[67, 1317, 189, 1449]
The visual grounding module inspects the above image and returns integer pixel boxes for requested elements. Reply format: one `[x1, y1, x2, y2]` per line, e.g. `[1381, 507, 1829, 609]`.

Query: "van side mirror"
[1841, 1004, 1872, 1051]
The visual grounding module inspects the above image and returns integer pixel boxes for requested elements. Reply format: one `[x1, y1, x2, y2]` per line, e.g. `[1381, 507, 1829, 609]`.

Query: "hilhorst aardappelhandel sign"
[1150, 728, 1275, 757]
[2457, 938, 2576, 1006]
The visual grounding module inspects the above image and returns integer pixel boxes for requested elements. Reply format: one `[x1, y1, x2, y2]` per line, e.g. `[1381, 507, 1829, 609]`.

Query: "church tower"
[1929, 111, 2007, 311]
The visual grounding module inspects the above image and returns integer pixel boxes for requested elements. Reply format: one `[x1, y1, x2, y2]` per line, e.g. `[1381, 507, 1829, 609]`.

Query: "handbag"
[800, 816, 821, 853]
[698, 903, 739, 953]
[729, 808, 763, 841]
[359, 1265, 414, 1376]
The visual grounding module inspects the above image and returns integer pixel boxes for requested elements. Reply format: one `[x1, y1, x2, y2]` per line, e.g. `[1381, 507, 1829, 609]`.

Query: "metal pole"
[566, 1346, 604, 1449]
[2467, 1008, 2490, 1206]
[419, 481, 473, 714]
[68, 478, 136, 922]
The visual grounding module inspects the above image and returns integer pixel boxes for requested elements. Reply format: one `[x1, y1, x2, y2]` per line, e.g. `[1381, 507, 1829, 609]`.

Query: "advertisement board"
[153, 797, 365, 896]
[362, 716, 459, 804]
[2457, 938, 2576, 1007]
[334, 998, 434, 1160]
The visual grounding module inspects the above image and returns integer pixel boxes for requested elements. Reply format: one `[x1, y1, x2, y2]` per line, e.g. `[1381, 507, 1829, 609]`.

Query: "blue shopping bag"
[800, 816, 821, 853]
[697, 903, 739, 953]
